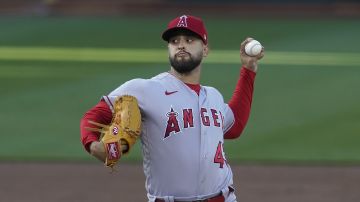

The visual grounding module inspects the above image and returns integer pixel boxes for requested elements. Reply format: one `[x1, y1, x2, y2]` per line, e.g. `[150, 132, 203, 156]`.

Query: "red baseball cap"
[162, 15, 208, 44]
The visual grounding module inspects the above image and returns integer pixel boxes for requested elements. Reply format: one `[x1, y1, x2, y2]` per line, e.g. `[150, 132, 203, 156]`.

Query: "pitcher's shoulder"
[202, 85, 224, 101]
[202, 85, 221, 95]
[150, 72, 172, 81]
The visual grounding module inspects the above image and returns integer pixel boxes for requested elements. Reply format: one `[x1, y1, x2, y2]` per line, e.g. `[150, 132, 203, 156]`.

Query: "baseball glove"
[86, 95, 141, 168]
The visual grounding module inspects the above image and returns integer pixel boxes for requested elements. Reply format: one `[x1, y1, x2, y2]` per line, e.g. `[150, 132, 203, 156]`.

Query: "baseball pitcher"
[80, 15, 264, 202]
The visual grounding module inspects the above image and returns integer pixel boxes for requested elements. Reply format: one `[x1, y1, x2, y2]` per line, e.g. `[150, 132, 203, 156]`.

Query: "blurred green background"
[1, 13, 359, 164]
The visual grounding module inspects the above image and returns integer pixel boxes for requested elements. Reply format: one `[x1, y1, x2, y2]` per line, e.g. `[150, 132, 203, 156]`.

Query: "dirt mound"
[1, 163, 359, 202]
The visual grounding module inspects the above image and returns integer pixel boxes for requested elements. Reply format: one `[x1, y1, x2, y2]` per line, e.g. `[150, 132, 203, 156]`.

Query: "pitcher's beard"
[169, 53, 202, 74]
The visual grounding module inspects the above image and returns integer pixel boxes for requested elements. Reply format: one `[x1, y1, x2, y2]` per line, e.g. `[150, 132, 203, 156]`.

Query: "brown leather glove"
[86, 95, 141, 168]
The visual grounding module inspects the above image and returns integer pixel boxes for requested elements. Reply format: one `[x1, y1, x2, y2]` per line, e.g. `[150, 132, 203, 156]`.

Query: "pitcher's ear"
[203, 45, 209, 57]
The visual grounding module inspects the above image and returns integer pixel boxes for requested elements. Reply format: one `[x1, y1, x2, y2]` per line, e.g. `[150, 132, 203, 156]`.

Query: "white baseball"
[245, 40, 262, 56]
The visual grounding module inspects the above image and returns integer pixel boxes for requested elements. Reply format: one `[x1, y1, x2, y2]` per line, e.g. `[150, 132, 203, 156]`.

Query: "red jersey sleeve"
[80, 99, 113, 153]
[224, 67, 256, 139]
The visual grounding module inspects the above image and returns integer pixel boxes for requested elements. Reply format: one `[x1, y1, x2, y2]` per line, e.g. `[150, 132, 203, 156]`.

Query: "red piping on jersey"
[80, 100, 112, 153]
[224, 67, 256, 139]
[104, 95, 114, 109]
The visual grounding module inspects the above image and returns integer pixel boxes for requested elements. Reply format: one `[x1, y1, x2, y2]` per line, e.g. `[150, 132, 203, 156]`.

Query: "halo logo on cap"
[177, 15, 188, 27]
[162, 15, 208, 44]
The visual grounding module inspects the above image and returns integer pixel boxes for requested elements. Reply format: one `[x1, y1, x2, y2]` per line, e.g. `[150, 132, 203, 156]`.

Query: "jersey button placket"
[199, 89, 208, 186]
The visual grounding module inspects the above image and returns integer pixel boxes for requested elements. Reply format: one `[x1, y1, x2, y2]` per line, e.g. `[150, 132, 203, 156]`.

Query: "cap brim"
[162, 27, 203, 42]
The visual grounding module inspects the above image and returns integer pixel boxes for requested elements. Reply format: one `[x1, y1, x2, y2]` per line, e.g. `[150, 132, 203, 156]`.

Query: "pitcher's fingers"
[257, 46, 265, 59]
[240, 37, 254, 53]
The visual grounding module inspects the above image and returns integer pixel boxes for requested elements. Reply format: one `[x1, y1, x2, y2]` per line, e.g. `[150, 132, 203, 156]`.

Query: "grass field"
[0, 16, 359, 164]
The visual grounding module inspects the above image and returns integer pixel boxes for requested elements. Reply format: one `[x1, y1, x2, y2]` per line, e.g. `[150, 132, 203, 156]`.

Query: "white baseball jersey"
[103, 72, 235, 201]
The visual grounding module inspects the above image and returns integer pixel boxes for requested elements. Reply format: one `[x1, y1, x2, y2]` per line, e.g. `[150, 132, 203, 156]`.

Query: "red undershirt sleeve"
[224, 67, 256, 139]
[80, 99, 113, 153]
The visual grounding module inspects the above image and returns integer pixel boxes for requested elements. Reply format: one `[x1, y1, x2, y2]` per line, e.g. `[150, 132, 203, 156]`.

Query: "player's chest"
[143, 90, 225, 134]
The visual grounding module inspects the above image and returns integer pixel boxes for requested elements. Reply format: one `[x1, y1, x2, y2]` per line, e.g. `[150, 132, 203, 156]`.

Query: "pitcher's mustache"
[176, 51, 190, 56]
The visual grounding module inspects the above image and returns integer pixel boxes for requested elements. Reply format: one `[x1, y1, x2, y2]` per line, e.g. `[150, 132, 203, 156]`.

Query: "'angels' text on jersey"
[164, 107, 224, 138]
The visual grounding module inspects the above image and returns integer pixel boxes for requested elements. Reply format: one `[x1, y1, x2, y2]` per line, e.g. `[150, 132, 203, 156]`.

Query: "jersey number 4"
[214, 141, 226, 168]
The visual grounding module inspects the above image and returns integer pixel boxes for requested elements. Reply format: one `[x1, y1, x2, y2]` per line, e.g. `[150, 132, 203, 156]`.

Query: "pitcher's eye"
[170, 39, 179, 44]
